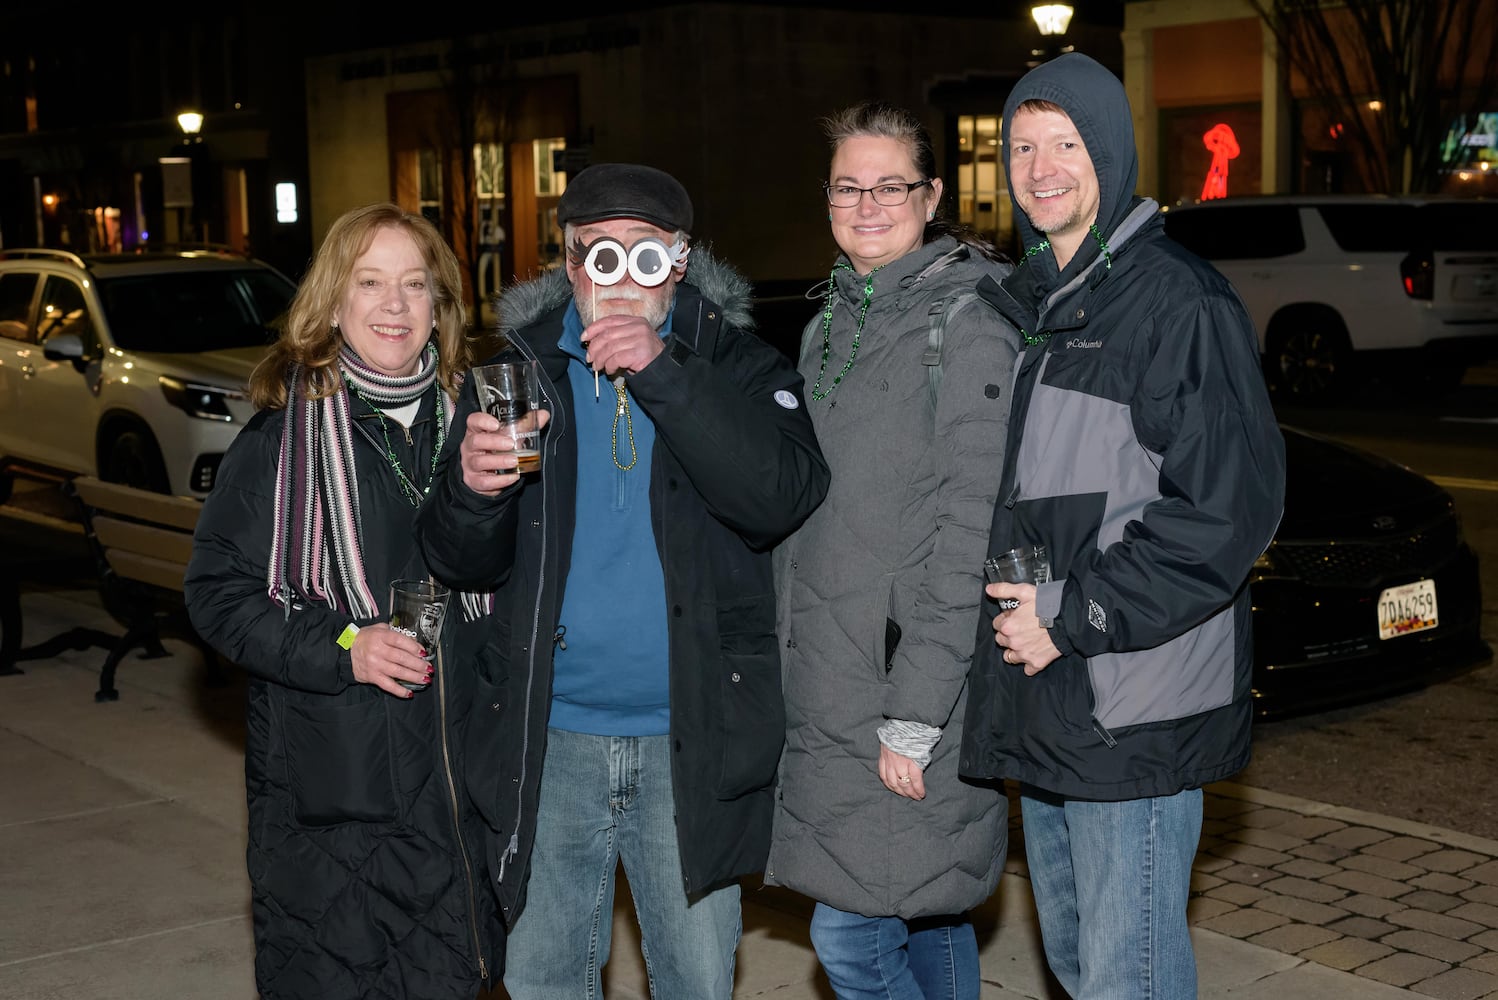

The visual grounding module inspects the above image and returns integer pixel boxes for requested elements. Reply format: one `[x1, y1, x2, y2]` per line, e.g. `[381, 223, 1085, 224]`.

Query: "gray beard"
[575, 288, 672, 330]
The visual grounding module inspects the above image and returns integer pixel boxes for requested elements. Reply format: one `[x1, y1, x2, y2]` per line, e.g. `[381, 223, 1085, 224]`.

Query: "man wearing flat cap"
[418, 163, 829, 997]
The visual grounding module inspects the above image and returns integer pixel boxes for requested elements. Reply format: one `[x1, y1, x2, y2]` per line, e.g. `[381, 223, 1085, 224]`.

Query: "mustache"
[594, 287, 647, 302]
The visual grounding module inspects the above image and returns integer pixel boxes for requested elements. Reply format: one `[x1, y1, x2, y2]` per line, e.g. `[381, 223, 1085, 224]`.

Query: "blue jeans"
[1020, 786, 1203, 1000]
[503, 729, 741, 1000]
[809, 903, 979, 1000]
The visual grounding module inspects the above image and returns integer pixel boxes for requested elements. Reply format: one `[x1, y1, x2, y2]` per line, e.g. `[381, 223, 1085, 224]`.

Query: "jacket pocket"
[715, 596, 785, 800]
[283, 696, 399, 826]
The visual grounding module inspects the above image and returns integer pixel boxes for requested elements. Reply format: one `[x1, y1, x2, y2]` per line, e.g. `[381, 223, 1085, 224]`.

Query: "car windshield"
[96, 269, 294, 353]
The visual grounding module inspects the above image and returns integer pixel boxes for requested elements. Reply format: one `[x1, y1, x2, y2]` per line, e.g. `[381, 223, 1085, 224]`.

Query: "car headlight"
[159, 375, 240, 421]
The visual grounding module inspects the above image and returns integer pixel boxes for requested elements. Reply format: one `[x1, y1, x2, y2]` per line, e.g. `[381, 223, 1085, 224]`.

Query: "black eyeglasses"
[823, 179, 933, 208]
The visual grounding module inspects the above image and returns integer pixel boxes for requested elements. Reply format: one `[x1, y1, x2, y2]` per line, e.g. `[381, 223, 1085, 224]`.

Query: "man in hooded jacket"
[958, 54, 1286, 998]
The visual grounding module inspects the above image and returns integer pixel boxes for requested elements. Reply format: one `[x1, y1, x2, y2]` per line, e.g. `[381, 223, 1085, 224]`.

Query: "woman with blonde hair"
[185, 203, 502, 999]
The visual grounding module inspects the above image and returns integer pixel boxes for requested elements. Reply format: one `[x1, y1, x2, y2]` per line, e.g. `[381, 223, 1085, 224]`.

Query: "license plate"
[1377, 579, 1438, 640]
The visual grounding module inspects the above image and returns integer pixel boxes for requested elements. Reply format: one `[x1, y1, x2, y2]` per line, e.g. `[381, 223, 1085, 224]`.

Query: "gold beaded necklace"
[611, 377, 638, 471]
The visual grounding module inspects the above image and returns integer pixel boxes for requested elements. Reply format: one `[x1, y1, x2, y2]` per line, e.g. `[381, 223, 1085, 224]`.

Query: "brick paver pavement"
[1005, 782, 1498, 999]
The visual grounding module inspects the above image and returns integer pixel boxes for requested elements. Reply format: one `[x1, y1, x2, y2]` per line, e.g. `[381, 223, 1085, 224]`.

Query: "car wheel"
[103, 430, 171, 494]
[1267, 320, 1351, 404]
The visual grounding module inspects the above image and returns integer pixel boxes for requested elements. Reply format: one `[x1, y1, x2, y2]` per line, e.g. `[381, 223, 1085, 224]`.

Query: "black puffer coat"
[185, 386, 500, 1000]
[415, 250, 829, 926]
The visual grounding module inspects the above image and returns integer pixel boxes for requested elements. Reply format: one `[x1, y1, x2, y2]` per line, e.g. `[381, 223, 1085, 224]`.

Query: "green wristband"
[336, 623, 361, 650]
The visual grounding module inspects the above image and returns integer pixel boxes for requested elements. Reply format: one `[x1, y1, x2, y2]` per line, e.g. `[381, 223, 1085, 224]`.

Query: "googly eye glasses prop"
[573, 236, 690, 288]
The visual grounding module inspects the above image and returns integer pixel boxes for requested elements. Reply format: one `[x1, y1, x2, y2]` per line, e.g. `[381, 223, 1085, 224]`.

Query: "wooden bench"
[3, 476, 220, 701]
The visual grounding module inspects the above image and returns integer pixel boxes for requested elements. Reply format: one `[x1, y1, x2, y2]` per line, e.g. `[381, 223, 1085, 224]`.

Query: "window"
[474, 143, 506, 200]
[474, 143, 508, 248]
[1417, 203, 1498, 250]
[0, 272, 39, 341]
[96, 270, 293, 353]
[418, 149, 443, 226]
[534, 139, 567, 197]
[36, 277, 96, 355]
[1317, 204, 1418, 253]
[534, 138, 568, 270]
[957, 114, 1009, 250]
[1163, 205, 1305, 260]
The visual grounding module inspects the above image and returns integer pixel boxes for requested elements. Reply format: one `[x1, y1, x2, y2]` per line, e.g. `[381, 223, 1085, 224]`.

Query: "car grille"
[1268, 517, 1461, 587]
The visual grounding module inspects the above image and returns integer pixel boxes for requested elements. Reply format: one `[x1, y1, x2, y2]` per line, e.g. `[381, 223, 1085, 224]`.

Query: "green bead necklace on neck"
[810, 261, 885, 401]
[353, 386, 445, 507]
[1015, 224, 1114, 347]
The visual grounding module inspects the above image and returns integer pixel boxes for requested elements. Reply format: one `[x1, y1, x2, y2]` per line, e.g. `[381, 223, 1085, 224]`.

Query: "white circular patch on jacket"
[773, 390, 799, 410]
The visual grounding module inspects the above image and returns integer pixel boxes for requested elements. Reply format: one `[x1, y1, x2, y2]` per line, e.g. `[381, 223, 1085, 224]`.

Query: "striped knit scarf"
[267, 343, 447, 620]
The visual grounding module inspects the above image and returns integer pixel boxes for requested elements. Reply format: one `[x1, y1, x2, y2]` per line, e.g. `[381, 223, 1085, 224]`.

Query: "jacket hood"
[1003, 52, 1140, 287]
[494, 244, 755, 336]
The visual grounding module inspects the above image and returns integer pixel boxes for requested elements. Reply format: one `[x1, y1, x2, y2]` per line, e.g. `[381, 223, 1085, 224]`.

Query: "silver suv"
[1163, 195, 1498, 400]
[0, 248, 294, 497]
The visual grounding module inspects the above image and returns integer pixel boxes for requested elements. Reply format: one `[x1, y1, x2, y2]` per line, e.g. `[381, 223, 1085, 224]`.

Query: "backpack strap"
[923, 290, 978, 411]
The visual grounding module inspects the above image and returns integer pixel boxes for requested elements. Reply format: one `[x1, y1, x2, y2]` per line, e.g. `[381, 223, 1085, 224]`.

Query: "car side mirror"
[42, 332, 90, 372]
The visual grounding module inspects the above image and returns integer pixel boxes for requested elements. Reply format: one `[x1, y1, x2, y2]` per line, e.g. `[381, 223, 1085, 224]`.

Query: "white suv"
[1162, 195, 1498, 400]
[0, 248, 294, 498]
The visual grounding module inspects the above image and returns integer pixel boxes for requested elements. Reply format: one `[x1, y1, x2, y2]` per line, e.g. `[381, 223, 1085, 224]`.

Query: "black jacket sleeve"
[627, 310, 830, 552]
[184, 417, 357, 694]
[414, 378, 523, 591]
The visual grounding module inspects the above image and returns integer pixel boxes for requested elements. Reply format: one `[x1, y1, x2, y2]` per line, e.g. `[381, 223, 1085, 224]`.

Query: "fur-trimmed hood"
[494, 244, 755, 336]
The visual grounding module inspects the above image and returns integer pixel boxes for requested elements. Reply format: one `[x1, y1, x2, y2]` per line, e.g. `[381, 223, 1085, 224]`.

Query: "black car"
[1250, 426, 1489, 718]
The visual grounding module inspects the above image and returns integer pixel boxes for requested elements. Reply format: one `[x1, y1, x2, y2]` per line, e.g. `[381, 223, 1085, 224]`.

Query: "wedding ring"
[898, 775, 911, 783]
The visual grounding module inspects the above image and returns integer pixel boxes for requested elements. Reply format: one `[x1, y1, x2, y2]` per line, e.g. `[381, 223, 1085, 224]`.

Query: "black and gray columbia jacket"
[959, 53, 1287, 800]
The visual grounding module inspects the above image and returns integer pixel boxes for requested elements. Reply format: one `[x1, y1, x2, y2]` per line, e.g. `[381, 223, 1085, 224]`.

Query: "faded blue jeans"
[809, 903, 980, 1000]
[502, 728, 741, 1000]
[1020, 785, 1203, 1000]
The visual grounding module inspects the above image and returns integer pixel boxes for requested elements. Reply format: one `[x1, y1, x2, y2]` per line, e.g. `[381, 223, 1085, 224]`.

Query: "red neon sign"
[1202, 124, 1240, 200]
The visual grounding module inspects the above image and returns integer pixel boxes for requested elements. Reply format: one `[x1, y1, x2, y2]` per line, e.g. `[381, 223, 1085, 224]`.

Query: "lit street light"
[1029, 3, 1075, 67]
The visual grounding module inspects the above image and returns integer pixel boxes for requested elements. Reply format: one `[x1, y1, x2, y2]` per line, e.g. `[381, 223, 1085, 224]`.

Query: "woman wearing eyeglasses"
[767, 102, 1022, 999]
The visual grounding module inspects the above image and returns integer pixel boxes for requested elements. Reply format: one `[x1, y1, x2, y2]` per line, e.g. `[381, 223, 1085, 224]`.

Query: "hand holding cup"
[388, 580, 449, 693]
[984, 545, 1051, 610]
[462, 361, 549, 495]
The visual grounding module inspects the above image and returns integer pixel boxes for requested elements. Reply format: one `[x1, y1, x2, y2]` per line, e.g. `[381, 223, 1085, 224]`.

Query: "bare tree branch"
[1248, 0, 1498, 193]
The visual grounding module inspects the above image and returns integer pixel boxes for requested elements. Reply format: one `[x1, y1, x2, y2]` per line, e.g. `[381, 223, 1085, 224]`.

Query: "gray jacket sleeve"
[885, 297, 1022, 725]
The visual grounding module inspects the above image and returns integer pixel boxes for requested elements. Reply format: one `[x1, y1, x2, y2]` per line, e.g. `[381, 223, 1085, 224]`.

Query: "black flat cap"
[556, 163, 693, 234]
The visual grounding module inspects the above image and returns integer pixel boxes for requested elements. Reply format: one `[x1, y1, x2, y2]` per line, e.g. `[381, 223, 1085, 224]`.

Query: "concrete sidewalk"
[3, 585, 1497, 999]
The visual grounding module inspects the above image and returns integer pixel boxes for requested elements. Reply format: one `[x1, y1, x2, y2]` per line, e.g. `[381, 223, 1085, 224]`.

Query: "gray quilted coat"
[766, 236, 1020, 918]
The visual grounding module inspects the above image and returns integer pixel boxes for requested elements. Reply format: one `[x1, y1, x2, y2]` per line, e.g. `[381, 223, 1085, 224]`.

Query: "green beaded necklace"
[353, 386, 446, 507]
[810, 261, 885, 401]
[1014, 224, 1114, 346]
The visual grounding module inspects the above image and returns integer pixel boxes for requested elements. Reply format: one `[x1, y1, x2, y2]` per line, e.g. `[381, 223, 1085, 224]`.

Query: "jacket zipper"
[654, 456, 693, 896]
[433, 635, 488, 981]
[497, 332, 559, 895]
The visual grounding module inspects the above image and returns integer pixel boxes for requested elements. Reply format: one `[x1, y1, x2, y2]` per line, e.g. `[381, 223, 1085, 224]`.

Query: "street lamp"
[177, 111, 204, 144]
[1029, 3, 1075, 67]
[163, 111, 206, 244]
[1031, 4, 1074, 36]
